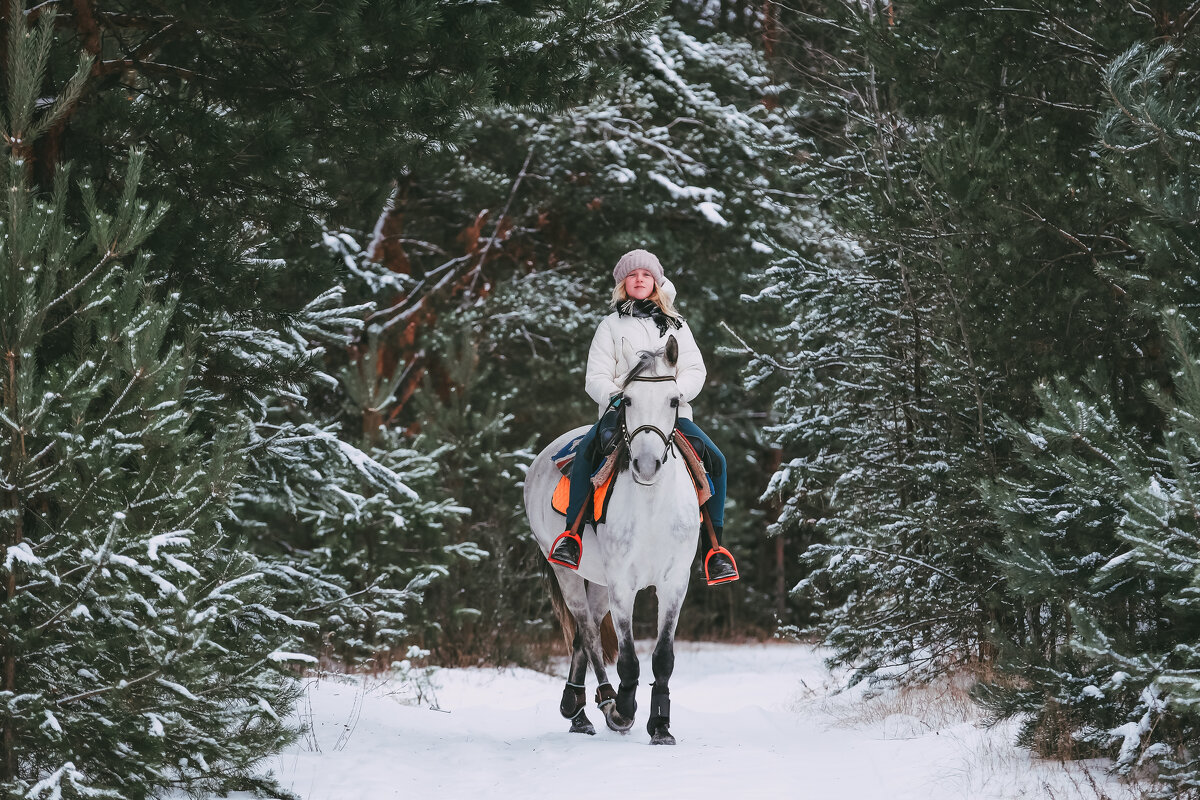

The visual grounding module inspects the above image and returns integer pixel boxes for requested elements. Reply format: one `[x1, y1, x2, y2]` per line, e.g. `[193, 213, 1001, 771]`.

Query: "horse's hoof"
[649, 727, 676, 745]
[604, 707, 635, 733]
[569, 710, 596, 735]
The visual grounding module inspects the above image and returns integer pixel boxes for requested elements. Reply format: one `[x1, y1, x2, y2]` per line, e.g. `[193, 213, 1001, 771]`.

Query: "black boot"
[703, 525, 739, 585]
[646, 682, 675, 745]
[548, 530, 581, 569]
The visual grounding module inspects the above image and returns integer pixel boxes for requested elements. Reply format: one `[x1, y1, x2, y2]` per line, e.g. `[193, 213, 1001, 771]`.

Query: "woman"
[548, 249, 738, 585]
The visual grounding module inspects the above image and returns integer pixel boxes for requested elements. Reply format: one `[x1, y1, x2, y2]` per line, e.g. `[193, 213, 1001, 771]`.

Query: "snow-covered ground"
[238, 642, 1138, 800]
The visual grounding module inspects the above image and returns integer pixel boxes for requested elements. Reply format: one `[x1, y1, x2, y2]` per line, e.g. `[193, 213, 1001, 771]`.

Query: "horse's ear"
[621, 338, 638, 368]
[665, 335, 678, 367]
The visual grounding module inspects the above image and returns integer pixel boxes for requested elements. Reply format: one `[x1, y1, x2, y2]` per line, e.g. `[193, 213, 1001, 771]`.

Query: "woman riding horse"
[548, 249, 738, 585]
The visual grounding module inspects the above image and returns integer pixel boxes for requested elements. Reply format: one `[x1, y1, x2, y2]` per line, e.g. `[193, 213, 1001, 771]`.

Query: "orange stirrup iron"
[701, 508, 739, 586]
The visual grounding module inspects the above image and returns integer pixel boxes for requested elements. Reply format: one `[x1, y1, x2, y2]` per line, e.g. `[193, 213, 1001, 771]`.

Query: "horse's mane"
[621, 346, 667, 388]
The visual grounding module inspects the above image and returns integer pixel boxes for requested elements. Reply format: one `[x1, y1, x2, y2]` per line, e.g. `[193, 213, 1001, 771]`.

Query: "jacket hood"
[658, 277, 677, 305]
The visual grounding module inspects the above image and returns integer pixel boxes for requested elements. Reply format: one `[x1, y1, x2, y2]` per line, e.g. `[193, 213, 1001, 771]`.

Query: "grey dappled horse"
[524, 336, 699, 745]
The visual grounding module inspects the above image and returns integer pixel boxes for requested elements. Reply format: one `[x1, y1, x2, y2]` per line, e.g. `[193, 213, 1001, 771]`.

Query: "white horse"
[523, 336, 700, 745]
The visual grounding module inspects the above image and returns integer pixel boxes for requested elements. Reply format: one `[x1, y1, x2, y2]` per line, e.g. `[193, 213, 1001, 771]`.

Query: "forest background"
[2, 0, 1200, 798]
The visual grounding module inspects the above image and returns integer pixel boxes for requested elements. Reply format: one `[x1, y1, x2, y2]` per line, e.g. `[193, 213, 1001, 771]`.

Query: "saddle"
[550, 430, 713, 524]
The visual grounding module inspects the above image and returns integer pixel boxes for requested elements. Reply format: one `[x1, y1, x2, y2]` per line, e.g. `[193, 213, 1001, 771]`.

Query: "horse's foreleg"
[603, 587, 639, 733]
[647, 586, 686, 745]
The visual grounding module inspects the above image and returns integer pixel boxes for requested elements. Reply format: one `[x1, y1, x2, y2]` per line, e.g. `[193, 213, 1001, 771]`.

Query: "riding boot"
[702, 518, 739, 585]
[550, 420, 606, 570]
[705, 537, 738, 584]
[548, 528, 582, 569]
[550, 490, 593, 569]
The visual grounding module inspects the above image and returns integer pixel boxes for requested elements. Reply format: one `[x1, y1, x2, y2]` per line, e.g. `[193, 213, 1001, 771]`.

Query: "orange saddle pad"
[550, 472, 615, 524]
[552, 474, 571, 514]
[551, 469, 703, 521]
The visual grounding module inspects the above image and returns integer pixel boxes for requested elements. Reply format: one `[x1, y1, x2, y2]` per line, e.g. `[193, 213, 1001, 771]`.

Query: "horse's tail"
[543, 562, 618, 664]
[600, 611, 618, 664]
[543, 560, 576, 653]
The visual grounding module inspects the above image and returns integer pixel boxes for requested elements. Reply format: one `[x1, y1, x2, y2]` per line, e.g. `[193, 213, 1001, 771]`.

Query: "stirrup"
[704, 546, 739, 585]
[548, 530, 582, 569]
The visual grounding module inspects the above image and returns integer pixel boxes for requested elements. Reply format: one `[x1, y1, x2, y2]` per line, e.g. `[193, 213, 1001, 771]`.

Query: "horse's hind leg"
[554, 571, 607, 735]
[584, 581, 616, 703]
[646, 581, 687, 745]
[562, 626, 595, 735]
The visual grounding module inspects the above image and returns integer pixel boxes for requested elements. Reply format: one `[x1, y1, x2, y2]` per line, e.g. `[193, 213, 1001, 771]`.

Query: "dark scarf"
[617, 298, 684, 337]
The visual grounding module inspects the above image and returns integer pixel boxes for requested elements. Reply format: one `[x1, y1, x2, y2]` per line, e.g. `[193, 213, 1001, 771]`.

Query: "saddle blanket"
[550, 432, 713, 523]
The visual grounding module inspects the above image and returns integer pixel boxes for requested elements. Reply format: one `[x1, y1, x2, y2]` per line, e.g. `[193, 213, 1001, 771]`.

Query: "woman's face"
[624, 268, 656, 301]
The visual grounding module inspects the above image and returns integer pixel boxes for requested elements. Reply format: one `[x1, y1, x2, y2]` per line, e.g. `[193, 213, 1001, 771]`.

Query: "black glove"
[598, 393, 624, 456]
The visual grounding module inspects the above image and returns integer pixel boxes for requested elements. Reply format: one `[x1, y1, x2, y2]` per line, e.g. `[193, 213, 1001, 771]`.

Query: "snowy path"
[243, 642, 1134, 800]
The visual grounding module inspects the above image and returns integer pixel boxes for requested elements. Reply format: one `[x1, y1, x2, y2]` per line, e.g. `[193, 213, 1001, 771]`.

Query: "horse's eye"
[670, 397, 679, 408]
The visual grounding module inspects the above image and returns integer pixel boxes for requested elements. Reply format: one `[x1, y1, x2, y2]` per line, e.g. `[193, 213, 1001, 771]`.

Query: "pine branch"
[43, 250, 116, 315]
[598, 0, 656, 26]
[34, 519, 119, 633]
[466, 133, 541, 294]
[297, 579, 384, 615]
[834, 544, 967, 585]
[718, 320, 800, 372]
[55, 668, 161, 705]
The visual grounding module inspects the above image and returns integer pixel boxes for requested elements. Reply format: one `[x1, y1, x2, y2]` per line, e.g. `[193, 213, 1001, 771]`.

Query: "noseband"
[621, 375, 679, 469]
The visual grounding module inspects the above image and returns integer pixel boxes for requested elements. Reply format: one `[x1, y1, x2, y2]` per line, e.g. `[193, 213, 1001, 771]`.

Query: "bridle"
[620, 374, 680, 470]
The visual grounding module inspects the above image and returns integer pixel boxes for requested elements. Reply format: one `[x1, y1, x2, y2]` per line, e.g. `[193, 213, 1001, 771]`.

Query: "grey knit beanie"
[612, 249, 665, 286]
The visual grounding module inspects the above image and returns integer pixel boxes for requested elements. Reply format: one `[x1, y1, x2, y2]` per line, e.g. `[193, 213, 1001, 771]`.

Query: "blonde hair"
[611, 283, 684, 321]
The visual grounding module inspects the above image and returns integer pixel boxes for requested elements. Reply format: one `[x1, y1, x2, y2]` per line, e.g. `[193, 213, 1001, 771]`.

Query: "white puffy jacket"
[583, 282, 706, 420]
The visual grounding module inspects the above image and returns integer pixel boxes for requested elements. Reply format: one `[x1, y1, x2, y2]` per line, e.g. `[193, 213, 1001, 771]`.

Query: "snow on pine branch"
[267, 650, 318, 664]
[146, 531, 192, 561]
[291, 285, 372, 345]
[278, 423, 421, 501]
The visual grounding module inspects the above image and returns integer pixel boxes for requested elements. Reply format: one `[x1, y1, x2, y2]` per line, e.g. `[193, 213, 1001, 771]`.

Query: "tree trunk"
[2, 489, 18, 781]
[2, 348, 21, 780]
[774, 535, 786, 619]
[762, 1, 779, 60]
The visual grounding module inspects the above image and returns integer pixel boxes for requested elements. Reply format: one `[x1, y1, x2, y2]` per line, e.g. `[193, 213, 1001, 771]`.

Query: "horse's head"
[619, 336, 682, 485]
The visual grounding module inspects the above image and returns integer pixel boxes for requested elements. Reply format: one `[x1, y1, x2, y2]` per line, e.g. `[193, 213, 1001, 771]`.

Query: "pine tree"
[976, 369, 1154, 758]
[976, 319, 1200, 792]
[1095, 37, 1200, 316]
[0, 9, 301, 796]
[976, 34, 1200, 793]
[749, 0, 1199, 691]
[408, 333, 544, 663]
[313, 222, 601, 664]
[236, 323, 473, 666]
[1090, 312, 1200, 797]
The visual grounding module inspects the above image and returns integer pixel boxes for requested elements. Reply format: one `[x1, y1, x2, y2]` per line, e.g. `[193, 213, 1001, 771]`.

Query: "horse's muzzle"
[631, 456, 662, 484]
